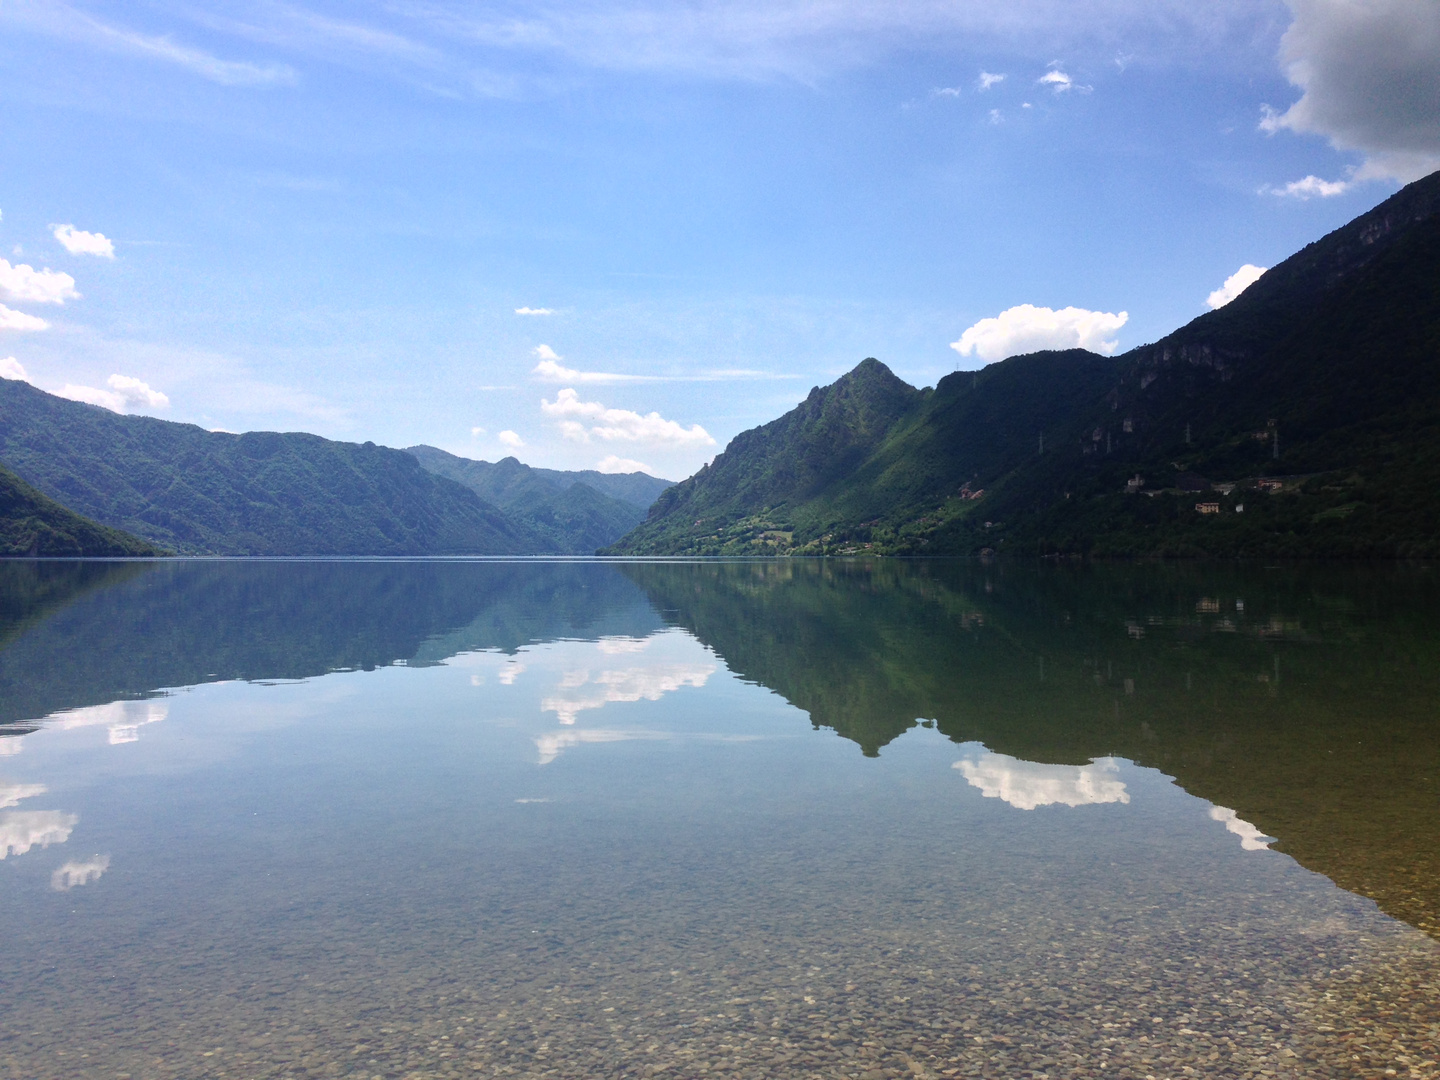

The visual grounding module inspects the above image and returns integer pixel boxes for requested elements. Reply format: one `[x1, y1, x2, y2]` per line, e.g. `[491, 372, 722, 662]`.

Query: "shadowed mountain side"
[0, 560, 661, 730]
[621, 558, 1440, 939]
[405, 447, 655, 553]
[0, 462, 166, 556]
[609, 170, 1440, 557]
[0, 379, 540, 555]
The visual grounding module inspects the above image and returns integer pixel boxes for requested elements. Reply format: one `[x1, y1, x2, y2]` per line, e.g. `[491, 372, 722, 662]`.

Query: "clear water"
[1, 558, 1437, 1080]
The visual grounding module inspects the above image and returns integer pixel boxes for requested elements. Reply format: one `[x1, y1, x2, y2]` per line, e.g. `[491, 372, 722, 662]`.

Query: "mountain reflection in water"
[0, 555, 1437, 948]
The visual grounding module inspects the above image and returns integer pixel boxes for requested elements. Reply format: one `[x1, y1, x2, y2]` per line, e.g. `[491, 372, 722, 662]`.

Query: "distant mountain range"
[0, 379, 671, 556]
[608, 169, 1440, 558]
[404, 446, 671, 555]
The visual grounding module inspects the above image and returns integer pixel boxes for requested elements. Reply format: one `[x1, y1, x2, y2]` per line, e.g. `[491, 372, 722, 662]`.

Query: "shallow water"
[1, 558, 1437, 1080]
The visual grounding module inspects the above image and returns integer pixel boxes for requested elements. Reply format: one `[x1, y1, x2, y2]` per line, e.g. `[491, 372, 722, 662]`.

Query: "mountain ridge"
[608, 169, 1440, 558]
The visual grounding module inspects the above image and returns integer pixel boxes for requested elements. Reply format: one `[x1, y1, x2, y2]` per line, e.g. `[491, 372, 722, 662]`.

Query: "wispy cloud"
[515, 306, 555, 315]
[978, 70, 1006, 90]
[531, 346, 793, 384]
[5, 4, 295, 86]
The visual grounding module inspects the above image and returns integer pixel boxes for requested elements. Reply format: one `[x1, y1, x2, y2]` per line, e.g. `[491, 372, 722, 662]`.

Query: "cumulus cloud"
[1261, 0, 1440, 183]
[58, 374, 170, 414]
[978, 70, 1005, 90]
[0, 259, 79, 304]
[0, 810, 78, 858]
[541, 388, 715, 447]
[515, 306, 554, 315]
[52, 224, 115, 258]
[953, 751, 1130, 810]
[498, 429, 525, 448]
[1207, 264, 1268, 308]
[1208, 805, 1274, 850]
[0, 305, 49, 331]
[596, 454, 653, 474]
[950, 304, 1129, 362]
[0, 357, 29, 381]
[51, 854, 110, 890]
[1262, 173, 1351, 198]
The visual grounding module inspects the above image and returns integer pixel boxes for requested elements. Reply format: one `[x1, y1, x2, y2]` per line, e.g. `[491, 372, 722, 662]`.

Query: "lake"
[1, 558, 1437, 1080]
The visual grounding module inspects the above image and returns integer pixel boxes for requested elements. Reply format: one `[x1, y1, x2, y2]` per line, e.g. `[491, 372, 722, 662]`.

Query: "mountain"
[0, 378, 540, 556]
[0, 461, 164, 557]
[609, 169, 1440, 557]
[404, 446, 672, 553]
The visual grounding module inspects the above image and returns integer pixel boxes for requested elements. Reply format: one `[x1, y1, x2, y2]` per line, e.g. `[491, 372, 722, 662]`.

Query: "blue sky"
[2, 1, 1437, 479]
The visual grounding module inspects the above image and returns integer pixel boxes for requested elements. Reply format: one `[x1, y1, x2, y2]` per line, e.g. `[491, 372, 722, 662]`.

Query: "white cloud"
[978, 70, 1006, 90]
[933, 86, 962, 97]
[470, 425, 486, 436]
[1261, 0, 1440, 183]
[52, 224, 115, 258]
[1262, 173, 1351, 198]
[950, 304, 1129, 362]
[0, 810, 78, 859]
[541, 388, 715, 447]
[58, 374, 170, 415]
[0, 305, 49, 331]
[0, 357, 29, 381]
[953, 751, 1130, 810]
[515, 306, 555, 315]
[0, 259, 79, 304]
[498, 429, 525, 448]
[596, 454, 654, 474]
[0, 782, 47, 809]
[1208, 805, 1274, 850]
[398, 1, 1266, 85]
[1206, 264, 1268, 309]
[52, 854, 110, 890]
[531, 345, 656, 384]
[498, 661, 526, 685]
[14, 5, 297, 86]
[1039, 68, 1073, 91]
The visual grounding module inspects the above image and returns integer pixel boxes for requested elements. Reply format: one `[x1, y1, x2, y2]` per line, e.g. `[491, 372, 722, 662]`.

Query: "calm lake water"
[1, 558, 1437, 1080]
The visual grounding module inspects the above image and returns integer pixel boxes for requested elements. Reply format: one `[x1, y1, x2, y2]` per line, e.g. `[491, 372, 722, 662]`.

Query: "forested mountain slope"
[0, 379, 539, 556]
[0, 461, 164, 557]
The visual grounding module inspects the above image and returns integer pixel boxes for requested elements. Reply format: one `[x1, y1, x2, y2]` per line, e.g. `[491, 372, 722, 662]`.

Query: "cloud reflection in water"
[954, 751, 1130, 810]
[0, 810, 79, 859]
